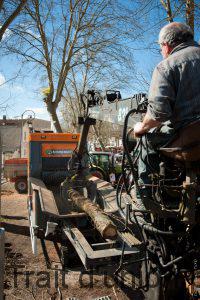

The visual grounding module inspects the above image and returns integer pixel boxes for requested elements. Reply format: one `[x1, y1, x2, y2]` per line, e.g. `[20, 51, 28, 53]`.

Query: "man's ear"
[166, 43, 173, 55]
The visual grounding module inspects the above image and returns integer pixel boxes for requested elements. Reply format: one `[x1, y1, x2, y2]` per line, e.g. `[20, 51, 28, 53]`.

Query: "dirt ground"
[1, 182, 138, 300]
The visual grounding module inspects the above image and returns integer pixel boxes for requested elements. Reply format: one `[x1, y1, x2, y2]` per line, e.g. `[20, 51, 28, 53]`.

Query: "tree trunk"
[160, 0, 173, 22]
[46, 102, 62, 133]
[166, 0, 173, 22]
[92, 124, 105, 151]
[67, 187, 117, 239]
[186, 0, 194, 33]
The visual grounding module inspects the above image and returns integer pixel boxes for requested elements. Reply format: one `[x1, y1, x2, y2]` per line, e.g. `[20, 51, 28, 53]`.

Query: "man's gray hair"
[158, 22, 194, 47]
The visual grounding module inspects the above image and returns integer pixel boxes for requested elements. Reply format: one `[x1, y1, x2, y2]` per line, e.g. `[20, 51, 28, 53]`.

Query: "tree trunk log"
[67, 188, 117, 239]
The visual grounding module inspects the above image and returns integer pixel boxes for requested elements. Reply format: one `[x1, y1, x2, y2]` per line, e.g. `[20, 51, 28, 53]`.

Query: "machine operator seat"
[159, 120, 200, 162]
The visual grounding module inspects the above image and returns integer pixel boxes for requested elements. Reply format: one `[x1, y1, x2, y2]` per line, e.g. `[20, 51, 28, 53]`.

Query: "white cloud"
[13, 85, 24, 92]
[27, 107, 46, 114]
[26, 107, 50, 120]
[0, 73, 6, 86]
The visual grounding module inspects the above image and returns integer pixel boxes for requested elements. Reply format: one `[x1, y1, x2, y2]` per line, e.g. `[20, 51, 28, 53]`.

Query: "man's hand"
[133, 113, 161, 138]
[134, 122, 146, 138]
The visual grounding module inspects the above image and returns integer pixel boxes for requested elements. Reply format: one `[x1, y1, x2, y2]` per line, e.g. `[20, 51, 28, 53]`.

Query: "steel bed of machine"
[27, 90, 200, 299]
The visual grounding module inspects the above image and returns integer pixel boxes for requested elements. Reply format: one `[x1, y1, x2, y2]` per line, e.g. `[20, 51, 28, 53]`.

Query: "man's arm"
[134, 113, 161, 137]
[134, 62, 175, 137]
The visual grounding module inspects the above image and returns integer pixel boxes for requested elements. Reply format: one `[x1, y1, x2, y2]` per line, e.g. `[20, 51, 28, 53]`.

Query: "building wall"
[21, 118, 51, 157]
[0, 126, 21, 153]
[0, 118, 51, 160]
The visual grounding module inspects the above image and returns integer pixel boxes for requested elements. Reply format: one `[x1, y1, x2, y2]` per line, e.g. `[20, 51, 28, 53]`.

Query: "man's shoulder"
[167, 44, 200, 67]
[155, 44, 200, 75]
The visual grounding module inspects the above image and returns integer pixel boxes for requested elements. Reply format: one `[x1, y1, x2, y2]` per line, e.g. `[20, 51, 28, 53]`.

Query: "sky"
[0, 0, 163, 122]
[0, 39, 160, 122]
[0, 54, 50, 120]
[0, 1, 199, 122]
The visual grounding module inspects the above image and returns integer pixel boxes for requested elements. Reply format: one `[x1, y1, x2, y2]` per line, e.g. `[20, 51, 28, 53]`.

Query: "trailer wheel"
[15, 178, 28, 194]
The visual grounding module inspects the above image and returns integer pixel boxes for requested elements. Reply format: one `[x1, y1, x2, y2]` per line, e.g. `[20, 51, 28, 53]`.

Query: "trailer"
[27, 130, 144, 274]
[4, 158, 28, 193]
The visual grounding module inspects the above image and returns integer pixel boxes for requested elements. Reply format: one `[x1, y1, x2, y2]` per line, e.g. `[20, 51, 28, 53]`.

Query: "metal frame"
[63, 224, 144, 270]
[0, 228, 5, 300]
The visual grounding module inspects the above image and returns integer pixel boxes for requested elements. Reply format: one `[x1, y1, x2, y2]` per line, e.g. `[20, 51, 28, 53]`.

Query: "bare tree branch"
[0, 0, 27, 41]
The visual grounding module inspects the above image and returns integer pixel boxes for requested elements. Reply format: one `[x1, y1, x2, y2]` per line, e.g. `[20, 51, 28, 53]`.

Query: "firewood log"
[67, 188, 117, 239]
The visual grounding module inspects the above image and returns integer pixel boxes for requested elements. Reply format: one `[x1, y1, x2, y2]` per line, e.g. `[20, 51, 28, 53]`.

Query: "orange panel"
[4, 158, 27, 165]
[29, 133, 80, 142]
[42, 143, 77, 157]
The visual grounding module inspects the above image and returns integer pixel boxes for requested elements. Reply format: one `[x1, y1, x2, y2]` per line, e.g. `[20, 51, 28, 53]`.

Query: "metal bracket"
[30, 222, 38, 256]
[45, 221, 58, 237]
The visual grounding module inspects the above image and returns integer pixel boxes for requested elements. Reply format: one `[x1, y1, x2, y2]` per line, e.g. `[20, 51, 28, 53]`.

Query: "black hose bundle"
[116, 106, 185, 237]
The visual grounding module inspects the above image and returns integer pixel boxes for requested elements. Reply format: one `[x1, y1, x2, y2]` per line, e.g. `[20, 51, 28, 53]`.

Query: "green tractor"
[89, 151, 122, 184]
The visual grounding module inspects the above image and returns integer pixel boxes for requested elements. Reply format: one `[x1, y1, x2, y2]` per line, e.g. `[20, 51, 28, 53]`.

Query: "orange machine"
[27, 132, 80, 255]
[28, 132, 80, 185]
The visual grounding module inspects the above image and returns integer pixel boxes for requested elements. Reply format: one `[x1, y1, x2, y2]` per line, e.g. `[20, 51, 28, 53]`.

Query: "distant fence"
[0, 228, 5, 300]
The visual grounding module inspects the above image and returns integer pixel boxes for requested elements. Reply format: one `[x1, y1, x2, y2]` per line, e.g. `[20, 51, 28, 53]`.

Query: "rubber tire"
[15, 178, 28, 194]
[89, 169, 105, 180]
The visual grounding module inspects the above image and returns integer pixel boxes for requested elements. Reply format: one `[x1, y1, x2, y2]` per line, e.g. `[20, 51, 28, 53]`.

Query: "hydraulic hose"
[130, 214, 185, 236]
[122, 109, 138, 186]
[121, 107, 185, 237]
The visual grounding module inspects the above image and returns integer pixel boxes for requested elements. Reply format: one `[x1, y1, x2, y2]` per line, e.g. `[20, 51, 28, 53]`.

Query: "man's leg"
[137, 125, 175, 211]
[137, 135, 159, 210]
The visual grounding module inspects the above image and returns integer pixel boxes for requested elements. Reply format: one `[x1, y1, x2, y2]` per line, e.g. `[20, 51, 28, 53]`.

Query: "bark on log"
[67, 188, 117, 239]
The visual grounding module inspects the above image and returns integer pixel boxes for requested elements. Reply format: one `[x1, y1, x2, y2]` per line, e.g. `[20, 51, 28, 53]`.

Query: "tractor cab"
[89, 151, 122, 183]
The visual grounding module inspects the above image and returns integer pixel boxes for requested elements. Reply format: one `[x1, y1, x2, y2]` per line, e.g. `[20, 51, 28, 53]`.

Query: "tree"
[61, 42, 135, 132]
[119, 0, 200, 94]
[2, 0, 140, 132]
[0, 0, 27, 41]
[160, 0, 195, 31]
[60, 37, 136, 149]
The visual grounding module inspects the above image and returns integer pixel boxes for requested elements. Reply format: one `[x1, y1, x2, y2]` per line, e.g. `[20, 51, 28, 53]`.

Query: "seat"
[160, 120, 200, 162]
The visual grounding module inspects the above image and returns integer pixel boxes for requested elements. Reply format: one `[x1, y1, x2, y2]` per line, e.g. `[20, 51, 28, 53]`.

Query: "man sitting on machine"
[133, 22, 200, 209]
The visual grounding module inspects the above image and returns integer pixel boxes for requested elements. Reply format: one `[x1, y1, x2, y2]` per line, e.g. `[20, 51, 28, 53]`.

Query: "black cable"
[122, 109, 141, 195]
[121, 151, 130, 194]
[119, 101, 186, 237]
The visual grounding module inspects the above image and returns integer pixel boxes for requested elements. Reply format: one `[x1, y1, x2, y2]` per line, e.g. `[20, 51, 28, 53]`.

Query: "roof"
[0, 119, 26, 126]
[25, 118, 51, 130]
[0, 118, 51, 128]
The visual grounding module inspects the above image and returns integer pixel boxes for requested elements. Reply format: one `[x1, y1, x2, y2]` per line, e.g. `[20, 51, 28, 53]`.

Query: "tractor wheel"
[15, 178, 28, 194]
[89, 169, 105, 180]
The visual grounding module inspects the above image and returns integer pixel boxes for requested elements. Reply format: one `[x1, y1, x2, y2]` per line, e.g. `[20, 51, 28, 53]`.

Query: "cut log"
[67, 188, 117, 239]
